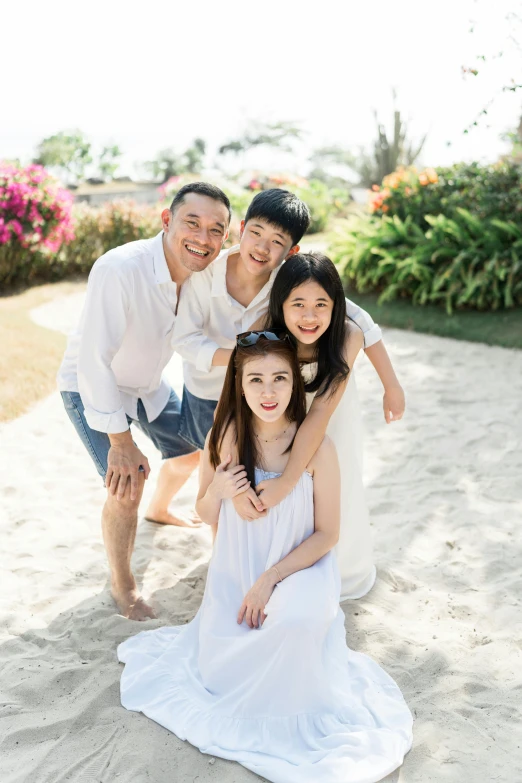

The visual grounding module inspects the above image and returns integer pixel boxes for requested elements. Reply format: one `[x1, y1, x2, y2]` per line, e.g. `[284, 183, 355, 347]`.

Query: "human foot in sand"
[111, 583, 157, 621]
[145, 507, 202, 528]
[144, 452, 202, 528]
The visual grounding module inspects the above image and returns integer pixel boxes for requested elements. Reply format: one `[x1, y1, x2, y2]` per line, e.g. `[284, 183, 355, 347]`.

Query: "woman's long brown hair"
[209, 338, 306, 486]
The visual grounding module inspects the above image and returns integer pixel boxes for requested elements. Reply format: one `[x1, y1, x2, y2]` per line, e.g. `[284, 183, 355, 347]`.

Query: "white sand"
[1, 289, 521, 782]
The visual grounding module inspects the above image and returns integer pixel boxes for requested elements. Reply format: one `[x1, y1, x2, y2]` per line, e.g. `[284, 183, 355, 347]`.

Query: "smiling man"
[58, 182, 231, 620]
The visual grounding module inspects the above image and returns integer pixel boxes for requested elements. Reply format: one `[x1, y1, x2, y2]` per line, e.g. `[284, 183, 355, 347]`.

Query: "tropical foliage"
[332, 162, 522, 312]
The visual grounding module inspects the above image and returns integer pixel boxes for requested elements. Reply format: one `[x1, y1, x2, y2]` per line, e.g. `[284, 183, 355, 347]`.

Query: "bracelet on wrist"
[271, 565, 283, 583]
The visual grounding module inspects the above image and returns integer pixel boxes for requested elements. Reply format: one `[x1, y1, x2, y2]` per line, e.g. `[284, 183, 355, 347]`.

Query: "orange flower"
[419, 173, 428, 186]
[372, 184, 380, 192]
[426, 168, 438, 184]
[381, 204, 389, 213]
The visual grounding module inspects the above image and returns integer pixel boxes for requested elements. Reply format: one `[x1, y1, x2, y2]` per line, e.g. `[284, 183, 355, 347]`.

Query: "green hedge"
[332, 162, 522, 313]
[0, 201, 162, 288]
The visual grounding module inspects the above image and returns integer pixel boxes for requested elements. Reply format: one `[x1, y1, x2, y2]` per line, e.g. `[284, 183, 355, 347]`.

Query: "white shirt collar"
[210, 244, 279, 301]
[152, 232, 172, 285]
[211, 244, 239, 297]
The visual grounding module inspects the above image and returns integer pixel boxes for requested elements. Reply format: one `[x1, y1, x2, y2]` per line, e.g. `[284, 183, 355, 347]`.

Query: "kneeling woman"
[118, 334, 412, 783]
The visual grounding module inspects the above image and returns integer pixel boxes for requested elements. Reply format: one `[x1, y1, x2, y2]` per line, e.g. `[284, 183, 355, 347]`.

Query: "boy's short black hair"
[244, 188, 310, 245]
[170, 182, 231, 223]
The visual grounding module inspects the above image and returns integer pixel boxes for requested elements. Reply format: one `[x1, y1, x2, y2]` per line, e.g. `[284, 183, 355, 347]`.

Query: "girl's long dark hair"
[267, 252, 350, 397]
[209, 338, 306, 486]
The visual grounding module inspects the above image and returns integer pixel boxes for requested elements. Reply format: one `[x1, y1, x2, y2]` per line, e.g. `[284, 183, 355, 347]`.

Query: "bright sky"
[3, 0, 521, 178]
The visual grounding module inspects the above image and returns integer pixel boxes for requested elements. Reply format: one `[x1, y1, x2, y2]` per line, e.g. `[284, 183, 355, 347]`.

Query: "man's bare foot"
[144, 507, 202, 528]
[111, 585, 157, 621]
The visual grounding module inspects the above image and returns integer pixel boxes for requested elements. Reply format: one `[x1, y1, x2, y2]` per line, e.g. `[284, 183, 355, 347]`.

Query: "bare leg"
[145, 451, 201, 528]
[102, 473, 156, 621]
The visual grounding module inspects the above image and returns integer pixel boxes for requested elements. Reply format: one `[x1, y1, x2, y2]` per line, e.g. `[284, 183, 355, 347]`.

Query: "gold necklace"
[255, 426, 289, 444]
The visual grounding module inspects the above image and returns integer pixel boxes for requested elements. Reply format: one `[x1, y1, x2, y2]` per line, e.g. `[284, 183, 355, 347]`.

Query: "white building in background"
[73, 178, 160, 206]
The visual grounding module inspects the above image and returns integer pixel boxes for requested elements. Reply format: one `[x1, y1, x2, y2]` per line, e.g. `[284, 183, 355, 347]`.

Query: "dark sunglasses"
[236, 330, 290, 347]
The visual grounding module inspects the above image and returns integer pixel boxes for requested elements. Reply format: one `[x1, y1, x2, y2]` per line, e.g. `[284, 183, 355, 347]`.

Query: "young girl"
[118, 335, 412, 783]
[235, 252, 389, 600]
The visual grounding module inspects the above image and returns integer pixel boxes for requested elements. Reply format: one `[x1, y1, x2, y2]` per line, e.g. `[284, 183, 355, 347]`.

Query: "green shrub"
[0, 200, 162, 288]
[290, 180, 344, 234]
[369, 162, 522, 229]
[332, 209, 522, 313]
[58, 201, 161, 277]
[333, 161, 522, 313]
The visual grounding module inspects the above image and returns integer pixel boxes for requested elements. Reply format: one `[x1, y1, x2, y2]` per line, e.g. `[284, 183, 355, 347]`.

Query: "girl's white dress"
[118, 470, 412, 783]
[303, 364, 375, 601]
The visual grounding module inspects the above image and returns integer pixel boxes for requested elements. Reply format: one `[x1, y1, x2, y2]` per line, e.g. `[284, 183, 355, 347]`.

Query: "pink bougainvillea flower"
[0, 163, 75, 251]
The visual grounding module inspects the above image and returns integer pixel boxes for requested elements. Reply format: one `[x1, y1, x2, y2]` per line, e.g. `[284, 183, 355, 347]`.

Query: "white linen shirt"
[58, 232, 179, 433]
[172, 244, 383, 401]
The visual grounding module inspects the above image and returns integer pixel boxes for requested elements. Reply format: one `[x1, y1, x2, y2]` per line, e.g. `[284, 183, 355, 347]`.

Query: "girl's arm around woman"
[255, 324, 363, 511]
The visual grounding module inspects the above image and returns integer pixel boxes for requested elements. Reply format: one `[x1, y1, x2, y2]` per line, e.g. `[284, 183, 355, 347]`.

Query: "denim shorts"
[61, 389, 196, 480]
[179, 386, 218, 451]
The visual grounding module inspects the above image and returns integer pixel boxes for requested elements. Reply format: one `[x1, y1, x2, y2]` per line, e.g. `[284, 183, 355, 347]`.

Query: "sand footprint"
[379, 569, 418, 593]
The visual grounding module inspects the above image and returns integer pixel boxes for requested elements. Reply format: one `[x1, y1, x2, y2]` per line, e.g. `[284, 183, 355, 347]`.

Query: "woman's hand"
[383, 384, 405, 423]
[210, 455, 250, 500]
[237, 569, 279, 628]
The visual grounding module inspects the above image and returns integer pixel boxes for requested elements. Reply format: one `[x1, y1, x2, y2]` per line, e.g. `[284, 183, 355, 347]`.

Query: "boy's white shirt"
[173, 245, 383, 402]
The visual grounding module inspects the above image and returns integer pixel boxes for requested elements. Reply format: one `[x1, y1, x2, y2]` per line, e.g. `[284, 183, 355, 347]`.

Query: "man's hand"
[106, 431, 151, 501]
[237, 568, 279, 628]
[255, 476, 291, 510]
[383, 385, 405, 424]
[232, 487, 267, 521]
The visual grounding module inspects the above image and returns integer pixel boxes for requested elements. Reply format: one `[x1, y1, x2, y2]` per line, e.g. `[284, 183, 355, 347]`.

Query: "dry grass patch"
[0, 281, 86, 422]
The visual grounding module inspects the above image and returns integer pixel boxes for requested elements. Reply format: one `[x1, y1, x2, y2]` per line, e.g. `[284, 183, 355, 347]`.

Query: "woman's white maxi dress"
[118, 470, 412, 783]
[303, 363, 375, 600]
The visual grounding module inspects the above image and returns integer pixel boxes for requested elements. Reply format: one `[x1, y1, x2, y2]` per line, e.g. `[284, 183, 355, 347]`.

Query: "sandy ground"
[1, 289, 521, 783]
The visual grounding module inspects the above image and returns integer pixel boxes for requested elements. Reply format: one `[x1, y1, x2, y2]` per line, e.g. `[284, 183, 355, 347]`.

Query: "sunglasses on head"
[236, 330, 290, 347]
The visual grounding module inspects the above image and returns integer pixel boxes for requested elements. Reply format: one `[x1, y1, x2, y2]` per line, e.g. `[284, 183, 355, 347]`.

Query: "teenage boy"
[58, 183, 231, 620]
[173, 189, 405, 518]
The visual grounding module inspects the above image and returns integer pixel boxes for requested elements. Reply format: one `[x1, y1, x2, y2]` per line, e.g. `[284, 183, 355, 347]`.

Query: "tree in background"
[146, 138, 206, 182]
[98, 144, 123, 181]
[34, 130, 92, 185]
[218, 121, 302, 157]
[310, 102, 426, 189]
[183, 138, 206, 174]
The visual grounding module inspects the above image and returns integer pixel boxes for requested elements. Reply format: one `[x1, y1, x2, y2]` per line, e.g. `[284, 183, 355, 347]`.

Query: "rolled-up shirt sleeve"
[77, 263, 131, 433]
[345, 297, 382, 349]
[172, 277, 220, 374]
